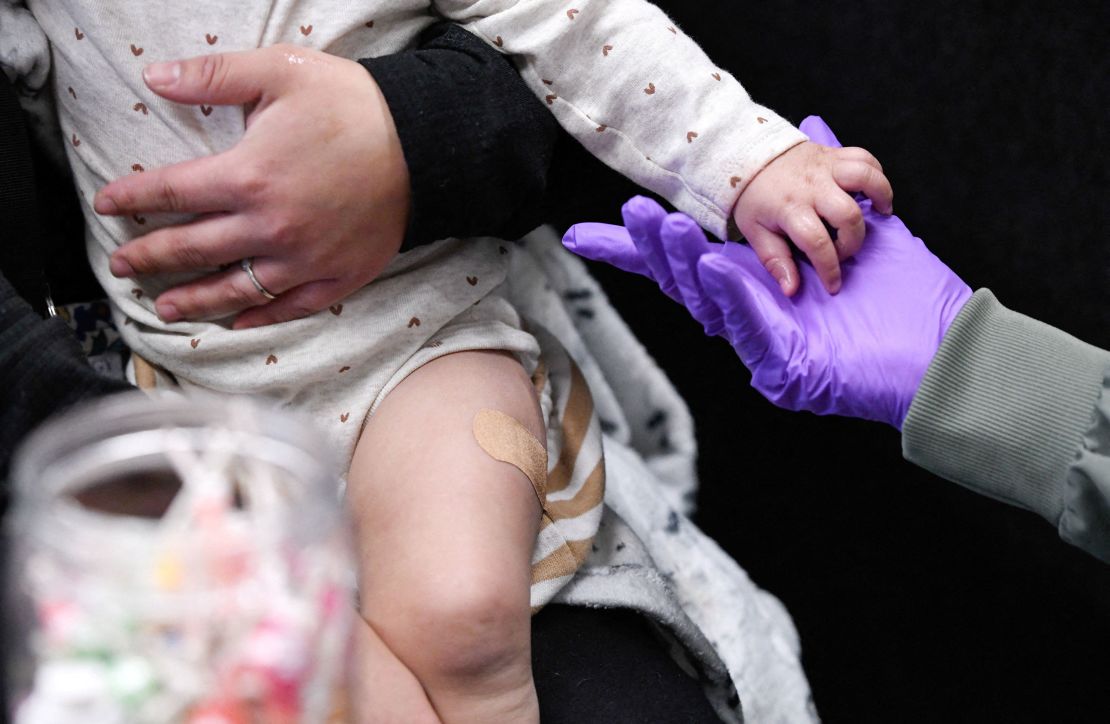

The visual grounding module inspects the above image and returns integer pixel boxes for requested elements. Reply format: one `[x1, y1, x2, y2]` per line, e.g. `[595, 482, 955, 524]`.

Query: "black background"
[544, 2, 1110, 722]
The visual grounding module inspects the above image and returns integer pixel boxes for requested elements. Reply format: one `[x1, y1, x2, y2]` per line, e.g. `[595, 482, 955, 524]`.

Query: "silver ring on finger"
[241, 257, 277, 301]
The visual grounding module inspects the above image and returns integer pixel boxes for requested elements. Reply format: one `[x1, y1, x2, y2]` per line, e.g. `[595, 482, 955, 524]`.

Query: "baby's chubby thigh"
[346, 348, 545, 723]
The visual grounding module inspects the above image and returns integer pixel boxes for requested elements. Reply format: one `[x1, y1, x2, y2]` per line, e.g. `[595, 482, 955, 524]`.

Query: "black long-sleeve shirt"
[361, 22, 558, 249]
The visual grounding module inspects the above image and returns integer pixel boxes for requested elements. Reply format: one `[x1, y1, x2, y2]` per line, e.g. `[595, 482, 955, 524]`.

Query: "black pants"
[533, 605, 720, 723]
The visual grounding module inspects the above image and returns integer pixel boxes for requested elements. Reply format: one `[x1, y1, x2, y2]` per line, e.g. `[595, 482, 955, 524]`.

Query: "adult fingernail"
[94, 192, 118, 215]
[109, 256, 135, 277]
[143, 62, 180, 88]
[156, 300, 181, 322]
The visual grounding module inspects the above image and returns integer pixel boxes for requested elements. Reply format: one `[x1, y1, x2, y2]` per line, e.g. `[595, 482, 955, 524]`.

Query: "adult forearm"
[360, 23, 559, 249]
[0, 274, 130, 481]
[903, 289, 1110, 561]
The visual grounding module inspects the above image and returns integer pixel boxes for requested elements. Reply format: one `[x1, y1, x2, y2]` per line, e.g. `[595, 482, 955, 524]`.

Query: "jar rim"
[10, 391, 344, 549]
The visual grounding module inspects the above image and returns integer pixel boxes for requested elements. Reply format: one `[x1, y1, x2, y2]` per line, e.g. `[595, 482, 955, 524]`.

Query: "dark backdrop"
[544, 2, 1110, 722]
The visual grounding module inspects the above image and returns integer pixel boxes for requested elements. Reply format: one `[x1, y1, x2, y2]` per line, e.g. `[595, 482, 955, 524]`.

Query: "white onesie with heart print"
[14, 0, 806, 610]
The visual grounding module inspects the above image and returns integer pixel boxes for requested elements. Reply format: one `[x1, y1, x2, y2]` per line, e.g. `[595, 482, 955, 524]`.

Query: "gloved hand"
[562, 116, 972, 429]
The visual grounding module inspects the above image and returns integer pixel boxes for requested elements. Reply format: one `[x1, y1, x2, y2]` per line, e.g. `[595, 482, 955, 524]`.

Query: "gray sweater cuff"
[902, 289, 1110, 524]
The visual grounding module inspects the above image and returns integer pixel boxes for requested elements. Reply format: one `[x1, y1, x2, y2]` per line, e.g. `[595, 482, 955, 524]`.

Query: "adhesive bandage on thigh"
[471, 347, 606, 610]
[472, 408, 548, 506]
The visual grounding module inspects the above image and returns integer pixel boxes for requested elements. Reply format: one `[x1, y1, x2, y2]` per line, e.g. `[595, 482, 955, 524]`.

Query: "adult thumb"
[142, 48, 278, 106]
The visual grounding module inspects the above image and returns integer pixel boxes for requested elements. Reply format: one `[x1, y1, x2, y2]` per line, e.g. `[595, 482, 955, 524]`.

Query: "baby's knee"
[403, 576, 532, 686]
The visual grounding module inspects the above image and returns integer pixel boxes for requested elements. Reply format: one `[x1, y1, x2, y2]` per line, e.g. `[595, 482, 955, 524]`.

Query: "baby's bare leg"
[348, 615, 439, 724]
[348, 350, 543, 723]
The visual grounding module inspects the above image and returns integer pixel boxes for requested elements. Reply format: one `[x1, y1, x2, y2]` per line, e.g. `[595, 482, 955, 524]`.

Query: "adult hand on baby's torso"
[563, 117, 973, 430]
[94, 45, 409, 328]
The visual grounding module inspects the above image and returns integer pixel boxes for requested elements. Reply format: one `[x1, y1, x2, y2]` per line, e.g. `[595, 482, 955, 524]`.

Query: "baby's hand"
[732, 140, 893, 295]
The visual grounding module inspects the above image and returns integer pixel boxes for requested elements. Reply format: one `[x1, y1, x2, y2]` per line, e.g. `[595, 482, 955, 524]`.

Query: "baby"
[14, 1, 891, 721]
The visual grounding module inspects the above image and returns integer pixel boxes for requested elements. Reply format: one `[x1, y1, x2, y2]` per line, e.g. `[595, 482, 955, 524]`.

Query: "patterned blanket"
[508, 227, 817, 723]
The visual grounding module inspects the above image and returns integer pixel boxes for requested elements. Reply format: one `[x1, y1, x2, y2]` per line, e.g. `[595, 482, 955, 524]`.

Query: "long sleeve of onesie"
[903, 290, 1110, 564]
[434, 0, 808, 240]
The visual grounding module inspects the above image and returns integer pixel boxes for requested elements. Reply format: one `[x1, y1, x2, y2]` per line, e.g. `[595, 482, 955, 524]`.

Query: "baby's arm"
[435, 0, 892, 294]
[347, 350, 544, 723]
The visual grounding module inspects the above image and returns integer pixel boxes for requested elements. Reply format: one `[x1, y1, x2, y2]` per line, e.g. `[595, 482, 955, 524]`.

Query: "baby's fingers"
[781, 209, 841, 294]
[835, 147, 884, 173]
[833, 159, 893, 214]
[816, 190, 865, 261]
[743, 224, 798, 296]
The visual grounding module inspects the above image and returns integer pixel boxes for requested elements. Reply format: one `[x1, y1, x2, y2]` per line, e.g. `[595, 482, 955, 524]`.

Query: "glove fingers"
[562, 223, 652, 278]
[697, 253, 773, 369]
[659, 213, 723, 335]
[621, 196, 681, 303]
[798, 115, 843, 149]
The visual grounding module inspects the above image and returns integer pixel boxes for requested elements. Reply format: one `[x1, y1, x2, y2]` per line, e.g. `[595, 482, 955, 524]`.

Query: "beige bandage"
[472, 408, 548, 506]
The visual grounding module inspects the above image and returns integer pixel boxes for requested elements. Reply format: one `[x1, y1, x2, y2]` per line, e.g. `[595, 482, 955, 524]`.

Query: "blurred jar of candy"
[4, 393, 354, 723]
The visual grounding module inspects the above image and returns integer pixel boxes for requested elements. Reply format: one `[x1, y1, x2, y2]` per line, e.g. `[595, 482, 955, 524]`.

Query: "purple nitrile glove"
[562, 116, 973, 429]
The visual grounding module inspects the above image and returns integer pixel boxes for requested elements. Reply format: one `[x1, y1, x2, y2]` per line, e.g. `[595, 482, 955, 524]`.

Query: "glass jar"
[5, 392, 353, 723]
